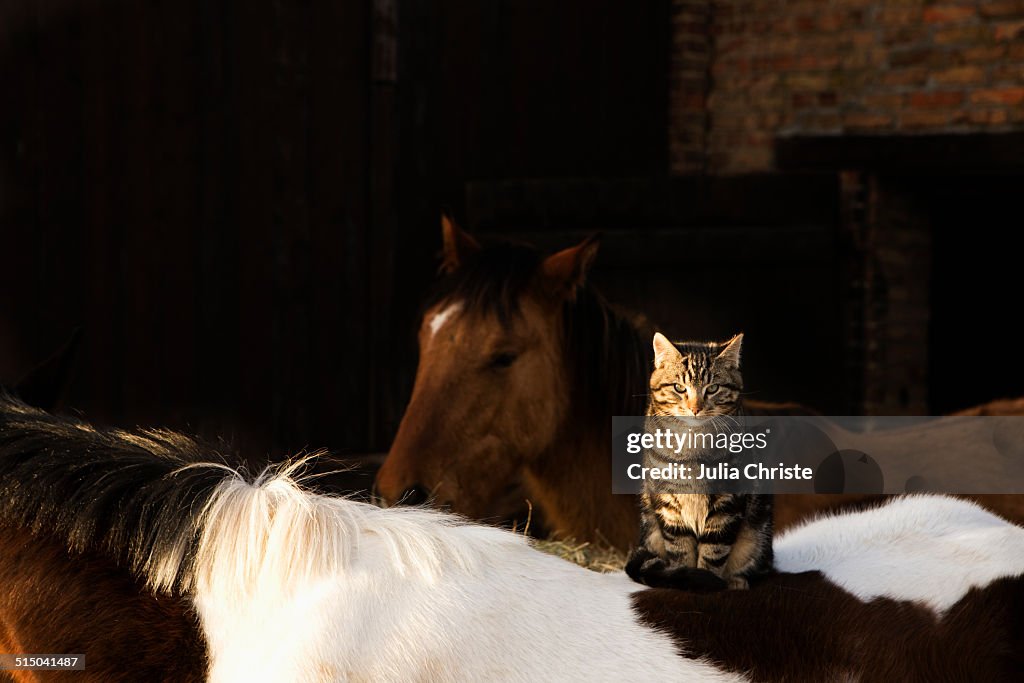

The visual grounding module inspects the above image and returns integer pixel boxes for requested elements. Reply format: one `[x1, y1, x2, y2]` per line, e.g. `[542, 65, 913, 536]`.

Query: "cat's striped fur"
[625, 332, 774, 591]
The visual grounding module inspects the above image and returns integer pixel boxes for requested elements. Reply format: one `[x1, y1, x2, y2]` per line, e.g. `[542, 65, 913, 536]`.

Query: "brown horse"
[377, 219, 646, 546]
[376, 218, 1024, 548]
[952, 397, 1024, 416]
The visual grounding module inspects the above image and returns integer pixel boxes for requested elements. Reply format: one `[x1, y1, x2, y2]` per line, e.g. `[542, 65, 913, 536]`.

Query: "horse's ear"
[441, 214, 481, 274]
[653, 332, 681, 368]
[540, 234, 601, 298]
[716, 333, 743, 367]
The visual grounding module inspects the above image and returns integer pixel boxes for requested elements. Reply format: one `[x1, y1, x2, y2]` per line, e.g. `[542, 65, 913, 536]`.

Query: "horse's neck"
[525, 425, 638, 551]
[524, 301, 648, 551]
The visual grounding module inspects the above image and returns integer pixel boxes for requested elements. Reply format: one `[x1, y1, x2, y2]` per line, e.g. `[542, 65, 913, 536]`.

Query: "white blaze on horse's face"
[428, 302, 462, 339]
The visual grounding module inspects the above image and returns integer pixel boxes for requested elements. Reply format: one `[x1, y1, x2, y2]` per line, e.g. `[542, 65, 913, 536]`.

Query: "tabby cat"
[625, 332, 773, 591]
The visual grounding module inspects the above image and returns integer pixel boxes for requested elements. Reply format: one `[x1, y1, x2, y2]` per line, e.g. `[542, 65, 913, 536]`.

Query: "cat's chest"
[655, 494, 710, 532]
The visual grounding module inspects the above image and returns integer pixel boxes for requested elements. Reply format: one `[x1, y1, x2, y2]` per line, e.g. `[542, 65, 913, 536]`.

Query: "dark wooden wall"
[398, 0, 670, 203]
[2, 0, 373, 459]
[0, 0, 672, 460]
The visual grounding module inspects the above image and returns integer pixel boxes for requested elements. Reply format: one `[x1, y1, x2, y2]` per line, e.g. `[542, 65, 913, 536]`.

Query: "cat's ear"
[541, 234, 600, 299]
[441, 213, 481, 274]
[652, 332, 681, 368]
[716, 333, 743, 367]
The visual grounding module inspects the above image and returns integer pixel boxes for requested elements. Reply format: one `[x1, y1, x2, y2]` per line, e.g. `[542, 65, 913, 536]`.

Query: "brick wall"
[672, 0, 1024, 174]
[671, 0, 715, 172]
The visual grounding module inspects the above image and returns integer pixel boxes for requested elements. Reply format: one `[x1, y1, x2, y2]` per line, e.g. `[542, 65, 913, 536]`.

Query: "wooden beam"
[776, 133, 1024, 172]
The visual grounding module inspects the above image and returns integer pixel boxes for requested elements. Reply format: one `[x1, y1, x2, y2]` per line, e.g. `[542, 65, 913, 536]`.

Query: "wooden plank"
[367, 0, 400, 447]
[776, 133, 1024, 172]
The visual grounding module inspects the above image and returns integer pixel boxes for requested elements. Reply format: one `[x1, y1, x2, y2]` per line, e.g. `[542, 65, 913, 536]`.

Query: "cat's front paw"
[634, 564, 728, 592]
[625, 548, 664, 584]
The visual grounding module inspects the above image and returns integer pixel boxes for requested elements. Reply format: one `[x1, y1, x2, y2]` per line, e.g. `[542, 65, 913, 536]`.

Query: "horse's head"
[375, 217, 600, 518]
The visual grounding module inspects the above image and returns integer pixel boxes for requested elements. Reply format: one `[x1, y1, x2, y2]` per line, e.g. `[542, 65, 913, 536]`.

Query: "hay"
[530, 537, 627, 573]
[512, 500, 627, 572]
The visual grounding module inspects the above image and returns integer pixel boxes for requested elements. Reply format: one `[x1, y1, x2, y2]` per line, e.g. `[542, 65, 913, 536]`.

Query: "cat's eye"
[706, 384, 720, 395]
[673, 383, 686, 394]
[489, 351, 518, 369]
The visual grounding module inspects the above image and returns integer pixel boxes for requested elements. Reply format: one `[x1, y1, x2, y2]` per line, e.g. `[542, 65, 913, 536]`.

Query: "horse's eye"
[490, 352, 518, 369]
[673, 383, 686, 394]
[706, 384, 720, 395]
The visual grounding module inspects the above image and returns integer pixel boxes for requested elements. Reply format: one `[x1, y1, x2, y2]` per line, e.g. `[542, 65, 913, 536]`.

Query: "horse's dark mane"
[0, 391, 231, 593]
[567, 285, 651, 418]
[426, 241, 650, 419]
[425, 242, 543, 325]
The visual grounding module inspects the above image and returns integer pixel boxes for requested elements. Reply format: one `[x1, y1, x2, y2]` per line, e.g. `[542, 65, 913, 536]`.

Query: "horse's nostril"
[398, 485, 429, 506]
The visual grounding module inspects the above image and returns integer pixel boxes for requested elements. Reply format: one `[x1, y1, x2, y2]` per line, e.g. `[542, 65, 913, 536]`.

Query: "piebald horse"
[1, 340, 206, 683]
[2, 395, 1023, 681]
[375, 218, 1024, 546]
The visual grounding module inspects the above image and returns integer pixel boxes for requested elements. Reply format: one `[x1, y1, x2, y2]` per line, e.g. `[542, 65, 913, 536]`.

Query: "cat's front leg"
[628, 521, 725, 591]
[626, 509, 675, 583]
[696, 541, 733, 579]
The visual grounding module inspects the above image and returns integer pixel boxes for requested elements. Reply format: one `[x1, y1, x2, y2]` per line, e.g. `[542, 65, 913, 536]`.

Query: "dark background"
[2, 1, 1020, 462]
[0, 0, 672, 459]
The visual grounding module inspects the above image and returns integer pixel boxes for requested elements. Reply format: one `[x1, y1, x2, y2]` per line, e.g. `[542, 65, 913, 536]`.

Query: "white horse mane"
[182, 461, 522, 599]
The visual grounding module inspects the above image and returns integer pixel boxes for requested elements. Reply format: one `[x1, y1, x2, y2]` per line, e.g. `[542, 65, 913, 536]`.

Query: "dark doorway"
[929, 173, 1024, 414]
